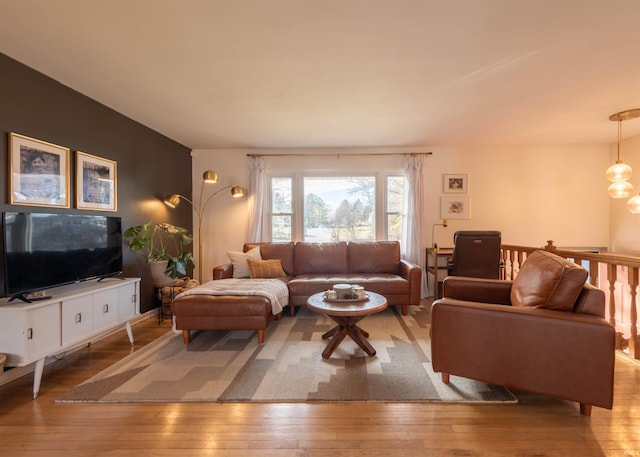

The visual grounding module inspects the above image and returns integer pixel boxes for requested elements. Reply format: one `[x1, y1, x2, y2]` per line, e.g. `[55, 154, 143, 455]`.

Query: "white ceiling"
[2, 0, 640, 150]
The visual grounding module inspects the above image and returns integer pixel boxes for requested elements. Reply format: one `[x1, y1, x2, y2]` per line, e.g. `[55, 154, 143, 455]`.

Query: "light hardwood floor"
[0, 309, 639, 457]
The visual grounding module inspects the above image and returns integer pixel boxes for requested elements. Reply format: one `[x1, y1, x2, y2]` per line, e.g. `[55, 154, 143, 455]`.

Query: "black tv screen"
[0, 212, 123, 300]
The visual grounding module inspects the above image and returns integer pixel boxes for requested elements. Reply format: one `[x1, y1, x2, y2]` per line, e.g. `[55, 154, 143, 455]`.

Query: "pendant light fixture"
[628, 193, 640, 213]
[607, 109, 640, 198]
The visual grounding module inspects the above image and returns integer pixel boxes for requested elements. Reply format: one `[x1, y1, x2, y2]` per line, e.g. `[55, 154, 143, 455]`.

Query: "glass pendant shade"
[606, 161, 633, 182]
[628, 194, 640, 213]
[607, 180, 634, 198]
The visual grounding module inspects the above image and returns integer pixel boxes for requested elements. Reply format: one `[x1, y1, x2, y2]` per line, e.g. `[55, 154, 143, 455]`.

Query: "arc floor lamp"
[164, 169, 244, 283]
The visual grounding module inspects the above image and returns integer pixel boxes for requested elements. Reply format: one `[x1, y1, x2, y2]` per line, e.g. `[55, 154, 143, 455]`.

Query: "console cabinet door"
[0, 302, 61, 366]
[117, 281, 139, 321]
[92, 289, 119, 332]
[24, 302, 61, 365]
[25, 302, 61, 365]
[61, 296, 93, 346]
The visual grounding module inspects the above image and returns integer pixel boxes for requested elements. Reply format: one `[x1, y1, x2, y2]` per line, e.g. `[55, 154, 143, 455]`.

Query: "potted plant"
[123, 220, 194, 286]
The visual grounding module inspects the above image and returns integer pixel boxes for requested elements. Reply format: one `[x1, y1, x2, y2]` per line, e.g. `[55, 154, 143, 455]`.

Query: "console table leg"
[125, 321, 134, 345]
[33, 358, 45, 399]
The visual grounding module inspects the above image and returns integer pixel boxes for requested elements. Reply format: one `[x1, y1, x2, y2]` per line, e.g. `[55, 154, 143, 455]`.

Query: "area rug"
[56, 304, 517, 403]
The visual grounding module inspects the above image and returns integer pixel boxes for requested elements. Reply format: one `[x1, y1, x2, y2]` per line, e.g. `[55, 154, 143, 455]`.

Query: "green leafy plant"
[123, 220, 194, 278]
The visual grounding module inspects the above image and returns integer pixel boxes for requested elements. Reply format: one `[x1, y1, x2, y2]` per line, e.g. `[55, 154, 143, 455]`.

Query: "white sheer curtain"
[246, 156, 266, 243]
[403, 154, 427, 298]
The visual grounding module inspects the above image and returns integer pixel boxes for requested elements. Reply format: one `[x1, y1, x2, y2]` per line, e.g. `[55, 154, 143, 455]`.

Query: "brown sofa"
[215, 241, 422, 316]
[430, 250, 616, 416]
[172, 240, 421, 345]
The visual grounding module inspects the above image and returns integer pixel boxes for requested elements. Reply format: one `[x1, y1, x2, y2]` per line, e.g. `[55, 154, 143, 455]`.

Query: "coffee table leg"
[354, 325, 369, 338]
[348, 325, 376, 356]
[321, 316, 377, 358]
[322, 326, 339, 339]
[322, 324, 348, 359]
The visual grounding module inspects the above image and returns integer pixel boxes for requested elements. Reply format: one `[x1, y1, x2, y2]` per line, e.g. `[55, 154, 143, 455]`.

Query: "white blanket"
[175, 278, 288, 315]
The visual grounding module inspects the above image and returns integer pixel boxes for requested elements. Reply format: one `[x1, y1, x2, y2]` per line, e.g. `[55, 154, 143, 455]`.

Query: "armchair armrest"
[399, 259, 422, 304]
[212, 263, 233, 280]
[441, 276, 513, 305]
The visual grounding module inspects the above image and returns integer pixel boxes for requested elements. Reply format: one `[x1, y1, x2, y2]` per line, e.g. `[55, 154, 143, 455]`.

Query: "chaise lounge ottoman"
[171, 295, 277, 344]
[171, 278, 288, 344]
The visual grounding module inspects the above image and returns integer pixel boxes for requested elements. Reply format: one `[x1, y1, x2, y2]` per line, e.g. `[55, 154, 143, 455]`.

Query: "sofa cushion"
[511, 250, 588, 311]
[244, 242, 295, 275]
[348, 241, 400, 274]
[294, 241, 348, 275]
[227, 246, 261, 278]
[247, 259, 287, 278]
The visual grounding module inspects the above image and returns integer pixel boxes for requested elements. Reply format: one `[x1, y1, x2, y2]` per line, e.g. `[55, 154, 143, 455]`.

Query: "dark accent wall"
[0, 53, 193, 313]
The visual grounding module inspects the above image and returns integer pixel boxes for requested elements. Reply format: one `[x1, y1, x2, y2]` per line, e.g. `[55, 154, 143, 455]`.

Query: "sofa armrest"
[430, 299, 616, 410]
[441, 276, 513, 305]
[399, 259, 422, 304]
[212, 263, 233, 280]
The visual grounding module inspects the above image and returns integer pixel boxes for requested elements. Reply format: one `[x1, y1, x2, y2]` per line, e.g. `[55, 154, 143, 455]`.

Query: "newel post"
[544, 240, 557, 251]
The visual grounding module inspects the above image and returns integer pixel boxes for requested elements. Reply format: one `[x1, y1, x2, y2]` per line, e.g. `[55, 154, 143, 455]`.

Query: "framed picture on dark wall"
[443, 173, 468, 193]
[8, 132, 70, 208]
[75, 151, 117, 211]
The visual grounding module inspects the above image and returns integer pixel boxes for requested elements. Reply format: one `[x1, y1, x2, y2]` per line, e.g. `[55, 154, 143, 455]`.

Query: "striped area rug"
[56, 304, 516, 403]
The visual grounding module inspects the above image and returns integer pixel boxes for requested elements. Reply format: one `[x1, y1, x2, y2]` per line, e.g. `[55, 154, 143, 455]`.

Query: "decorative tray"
[323, 294, 369, 303]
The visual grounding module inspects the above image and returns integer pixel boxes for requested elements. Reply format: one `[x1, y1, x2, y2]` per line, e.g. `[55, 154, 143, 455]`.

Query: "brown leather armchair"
[431, 250, 616, 416]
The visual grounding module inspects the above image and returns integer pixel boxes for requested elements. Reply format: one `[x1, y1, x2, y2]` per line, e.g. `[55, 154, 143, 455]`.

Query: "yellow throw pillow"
[247, 259, 287, 278]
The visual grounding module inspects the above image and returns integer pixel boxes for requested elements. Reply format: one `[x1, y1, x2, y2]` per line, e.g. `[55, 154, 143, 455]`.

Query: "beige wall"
[191, 143, 617, 283]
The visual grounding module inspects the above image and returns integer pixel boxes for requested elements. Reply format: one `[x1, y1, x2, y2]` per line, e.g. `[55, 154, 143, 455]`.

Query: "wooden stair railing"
[501, 241, 640, 360]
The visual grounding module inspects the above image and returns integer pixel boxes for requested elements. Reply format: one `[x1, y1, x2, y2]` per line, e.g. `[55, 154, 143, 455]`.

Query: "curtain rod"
[246, 152, 431, 158]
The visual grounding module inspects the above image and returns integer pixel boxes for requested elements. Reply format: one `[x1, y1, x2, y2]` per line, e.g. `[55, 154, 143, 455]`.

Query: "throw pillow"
[510, 250, 588, 311]
[247, 259, 287, 278]
[227, 246, 262, 278]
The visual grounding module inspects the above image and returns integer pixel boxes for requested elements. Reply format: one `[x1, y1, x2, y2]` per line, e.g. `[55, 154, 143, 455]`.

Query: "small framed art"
[443, 173, 468, 193]
[441, 196, 470, 219]
[76, 151, 117, 211]
[8, 132, 70, 208]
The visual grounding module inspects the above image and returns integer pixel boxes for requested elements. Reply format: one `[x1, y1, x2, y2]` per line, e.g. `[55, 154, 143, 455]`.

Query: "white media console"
[0, 277, 140, 398]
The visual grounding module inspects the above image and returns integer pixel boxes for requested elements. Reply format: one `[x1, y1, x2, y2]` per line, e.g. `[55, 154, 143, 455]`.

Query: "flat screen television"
[0, 212, 123, 302]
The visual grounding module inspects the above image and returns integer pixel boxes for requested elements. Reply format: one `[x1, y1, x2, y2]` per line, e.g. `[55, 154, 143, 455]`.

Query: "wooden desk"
[426, 247, 453, 298]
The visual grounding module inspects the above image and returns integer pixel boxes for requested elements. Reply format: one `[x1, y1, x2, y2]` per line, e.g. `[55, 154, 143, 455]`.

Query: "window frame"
[266, 171, 406, 243]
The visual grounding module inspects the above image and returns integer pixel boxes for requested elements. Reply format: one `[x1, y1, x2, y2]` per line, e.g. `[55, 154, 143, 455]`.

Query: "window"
[270, 177, 292, 242]
[267, 173, 406, 243]
[304, 176, 375, 242]
[386, 175, 406, 242]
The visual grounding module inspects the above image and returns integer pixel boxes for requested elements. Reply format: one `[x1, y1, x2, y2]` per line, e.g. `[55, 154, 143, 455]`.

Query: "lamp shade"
[231, 185, 244, 197]
[203, 170, 218, 183]
[607, 181, 634, 198]
[606, 161, 633, 182]
[628, 194, 640, 213]
[164, 194, 182, 208]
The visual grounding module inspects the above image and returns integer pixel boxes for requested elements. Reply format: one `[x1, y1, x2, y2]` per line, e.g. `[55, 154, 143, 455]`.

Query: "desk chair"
[447, 230, 502, 279]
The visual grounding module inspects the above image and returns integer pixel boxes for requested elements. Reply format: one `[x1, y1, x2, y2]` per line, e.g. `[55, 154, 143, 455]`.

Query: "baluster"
[508, 250, 516, 280]
[628, 266, 639, 359]
[517, 251, 526, 278]
[606, 264, 617, 327]
[589, 260, 599, 287]
[500, 249, 507, 280]
[607, 263, 622, 349]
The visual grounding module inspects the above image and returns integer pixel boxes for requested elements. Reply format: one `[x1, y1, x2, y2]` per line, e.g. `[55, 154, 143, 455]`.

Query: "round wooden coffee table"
[306, 291, 388, 359]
